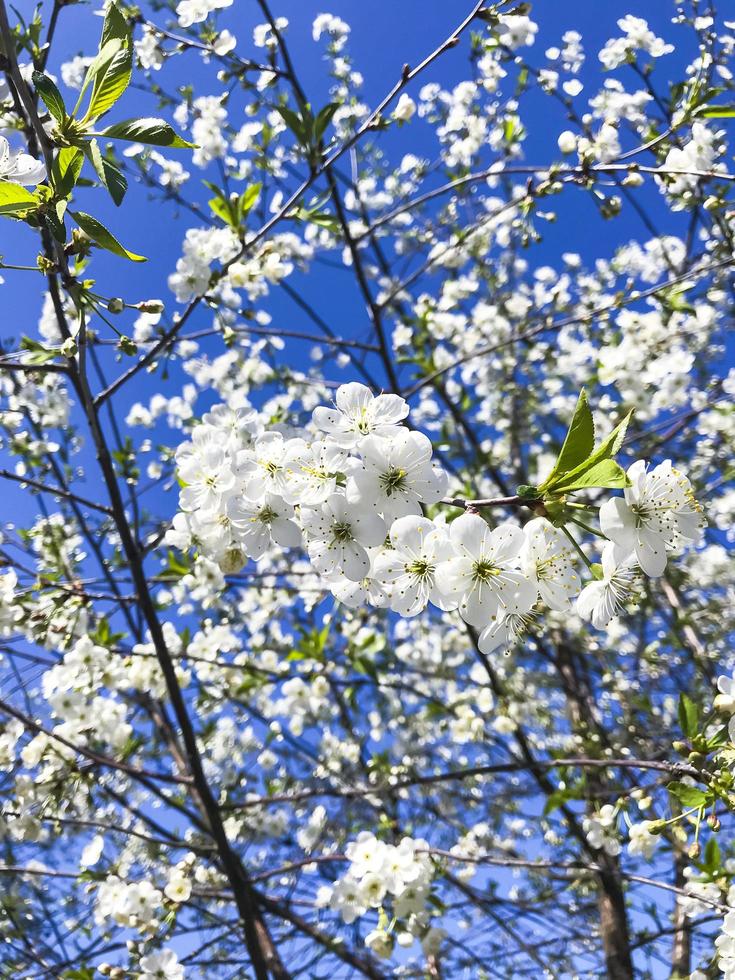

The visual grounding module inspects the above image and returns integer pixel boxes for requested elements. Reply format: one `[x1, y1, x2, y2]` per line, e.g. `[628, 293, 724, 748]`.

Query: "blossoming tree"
[0, 1, 734, 978]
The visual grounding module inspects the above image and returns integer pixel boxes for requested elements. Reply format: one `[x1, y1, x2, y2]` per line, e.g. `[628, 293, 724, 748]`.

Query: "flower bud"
[688, 842, 701, 860]
[393, 93, 416, 122]
[714, 693, 735, 714]
[136, 299, 165, 314]
[557, 130, 577, 154]
[118, 336, 138, 356]
[61, 337, 77, 358]
[107, 297, 125, 314]
[219, 547, 245, 574]
[707, 814, 721, 832]
[622, 172, 644, 187]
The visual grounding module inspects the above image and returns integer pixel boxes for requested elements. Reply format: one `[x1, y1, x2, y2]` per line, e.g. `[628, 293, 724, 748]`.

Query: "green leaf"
[71, 210, 146, 261]
[0, 181, 38, 217]
[61, 968, 96, 980]
[44, 200, 67, 243]
[100, 1, 129, 46]
[19, 337, 59, 364]
[83, 139, 127, 205]
[678, 693, 699, 739]
[51, 147, 84, 197]
[275, 105, 308, 145]
[32, 70, 66, 123]
[86, 41, 132, 120]
[667, 782, 709, 808]
[538, 389, 595, 491]
[704, 836, 721, 872]
[543, 405, 634, 495]
[697, 105, 735, 118]
[208, 195, 232, 225]
[550, 458, 629, 494]
[76, 39, 122, 112]
[239, 181, 261, 217]
[313, 102, 339, 141]
[100, 117, 195, 149]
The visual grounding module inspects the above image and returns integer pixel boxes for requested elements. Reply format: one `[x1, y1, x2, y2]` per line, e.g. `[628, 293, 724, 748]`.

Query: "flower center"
[407, 559, 431, 578]
[472, 560, 500, 583]
[332, 521, 354, 542]
[380, 467, 407, 495]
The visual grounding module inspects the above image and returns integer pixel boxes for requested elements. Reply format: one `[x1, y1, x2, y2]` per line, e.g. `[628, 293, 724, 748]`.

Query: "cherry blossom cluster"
[319, 832, 443, 959]
[169, 383, 704, 649]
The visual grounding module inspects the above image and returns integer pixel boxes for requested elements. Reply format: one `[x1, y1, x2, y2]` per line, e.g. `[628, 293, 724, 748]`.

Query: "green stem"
[570, 516, 606, 538]
[561, 525, 595, 572]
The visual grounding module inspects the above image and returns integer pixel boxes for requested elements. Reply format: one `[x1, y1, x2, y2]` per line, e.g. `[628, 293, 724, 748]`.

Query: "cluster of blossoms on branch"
[317, 832, 442, 959]
[169, 381, 704, 656]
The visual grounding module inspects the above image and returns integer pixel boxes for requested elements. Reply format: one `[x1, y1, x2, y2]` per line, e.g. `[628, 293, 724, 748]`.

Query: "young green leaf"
[239, 182, 261, 218]
[71, 210, 146, 261]
[275, 105, 308, 145]
[0, 182, 39, 217]
[100, 117, 195, 149]
[543, 405, 634, 495]
[538, 388, 595, 491]
[704, 836, 721, 872]
[85, 42, 133, 121]
[678, 693, 699, 739]
[696, 105, 735, 118]
[208, 194, 234, 226]
[313, 102, 339, 141]
[75, 38, 123, 113]
[100, 1, 129, 46]
[32, 70, 67, 124]
[19, 337, 60, 364]
[549, 458, 629, 494]
[667, 781, 709, 808]
[83, 140, 127, 206]
[51, 147, 84, 198]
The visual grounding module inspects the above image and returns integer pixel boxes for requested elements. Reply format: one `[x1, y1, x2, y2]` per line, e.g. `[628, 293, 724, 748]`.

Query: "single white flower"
[139, 948, 184, 980]
[583, 804, 621, 856]
[435, 514, 536, 628]
[477, 603, 537, 654]
[312, 382, 409, 449]
[302, 493, 386, 581]
[0, 135, 46, 185]
[346, 430, 447, 521]
[576, 542, 639, 629]
[373, 515, 455, 616]
[282, 439, 347, 506]
[521, 517, 580, 610]
[329, 875, 368, 924]
[177, 428, 235, 514]
[164, 873, 192, 903]
[236, 432, 305, 501]
[627, 820, 658, 861]
[228, 493, 301, 559]
[365, 927, 394, 958]
[600, 459, 703, 577]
